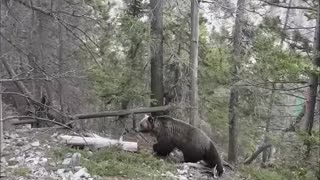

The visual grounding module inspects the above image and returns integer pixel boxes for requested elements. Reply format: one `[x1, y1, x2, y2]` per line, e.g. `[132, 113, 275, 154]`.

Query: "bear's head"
[136, 114, 155, 132]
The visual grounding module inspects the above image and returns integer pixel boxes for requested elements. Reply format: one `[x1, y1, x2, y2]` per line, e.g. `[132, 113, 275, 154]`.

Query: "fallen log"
[59, 135, 138, 152]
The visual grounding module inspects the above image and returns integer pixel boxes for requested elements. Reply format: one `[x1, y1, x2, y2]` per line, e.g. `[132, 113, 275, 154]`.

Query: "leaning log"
[8, 105, 173, 128]
[243, 143, 272, 165]
[71, 105, 172, 120]
[59, 135, 138, 152]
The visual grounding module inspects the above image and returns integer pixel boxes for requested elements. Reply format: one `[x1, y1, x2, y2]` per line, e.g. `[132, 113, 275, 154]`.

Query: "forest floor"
[0, 126, 235, 180]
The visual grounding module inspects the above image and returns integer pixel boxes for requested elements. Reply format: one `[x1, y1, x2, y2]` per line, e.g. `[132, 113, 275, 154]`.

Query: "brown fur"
[137, 115, 224, 176]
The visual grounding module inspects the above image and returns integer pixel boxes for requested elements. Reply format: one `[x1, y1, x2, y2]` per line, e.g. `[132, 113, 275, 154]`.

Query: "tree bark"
[228, 0, 246, 164]
[57, 4, 65, 113]
[189, 0, 200, 128]
[150, 0, 164, 116]
[304, 2, 320, 136]
[262, 85, 275, 163]
[304, 3, 320, 158]
[0, 83, 3, 154]
[280, 0, 293, 47]
[0, 3, 3, 151]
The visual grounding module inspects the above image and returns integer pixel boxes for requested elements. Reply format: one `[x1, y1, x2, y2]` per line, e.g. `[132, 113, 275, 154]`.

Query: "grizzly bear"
[136, 114, 224, 177]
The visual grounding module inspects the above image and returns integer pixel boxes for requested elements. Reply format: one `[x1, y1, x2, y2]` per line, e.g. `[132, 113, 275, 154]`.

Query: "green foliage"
[266, 131, 320, 180]
[12, 167, 31, 177]
[239, 165, 312, 180]
[251, 30, 310, 82]
[86, 3, 150, 106]
[81, 146, 176, 179]
[198, 26, 231, 139]
[52, 146, 176, 179]
[240, 165, 286, 180]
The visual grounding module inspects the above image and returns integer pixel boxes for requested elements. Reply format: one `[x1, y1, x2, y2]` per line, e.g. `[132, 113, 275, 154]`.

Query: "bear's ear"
[147, 115, 154, 123]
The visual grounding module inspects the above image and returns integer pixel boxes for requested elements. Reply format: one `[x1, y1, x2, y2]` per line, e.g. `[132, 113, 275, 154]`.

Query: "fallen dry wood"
[59, 135, 138, 152]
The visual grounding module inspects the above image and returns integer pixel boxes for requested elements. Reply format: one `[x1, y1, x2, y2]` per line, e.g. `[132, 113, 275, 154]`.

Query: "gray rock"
[16, 140, 25, 146]
[72, 167, 90, 179]
[49, 162, 56, 167]
[62, 158, 72, 165]
[57, 169, 66, 174]
[0, 157, 7, 165]
[39, 158, 48, 166]
[63, 153, 82, 166]
[71, 153, 81, 166]
[0, 171, 7, 178]
[31, 141, 40, 147]
[14, 149, 20, 155]
[162, 171, 176, 178]
[74, 166, 82, 171]
[65, 153, 73, 158]
[178, 175, 188, 180]
[35, 151, 43, 156]
[10, 133, 19, 139]
[57, 169, 73, 180]
[4, 131, 10, 139]
[21, 144, 32, 152]
[8, 158, 19, 166]
[34, 167, 49, 177]
[16, 156, 25, 163]
[51, 133, 59, 138]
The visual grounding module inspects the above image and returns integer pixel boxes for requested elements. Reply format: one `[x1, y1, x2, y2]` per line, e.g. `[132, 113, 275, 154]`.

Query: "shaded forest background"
[0, 0, 319, 179]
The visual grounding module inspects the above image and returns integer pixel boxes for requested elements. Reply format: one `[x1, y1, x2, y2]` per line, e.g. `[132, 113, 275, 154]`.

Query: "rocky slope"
[0, 126, 234, 180]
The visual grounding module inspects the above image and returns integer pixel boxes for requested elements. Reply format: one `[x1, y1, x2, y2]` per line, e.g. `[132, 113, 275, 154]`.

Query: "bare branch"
[12, 0, 102, 68]
[0, 92, 69, 119]
[3, 116, 72, 129]
[0, 73, 87, 82]
[259, 0, 315, 11]
[0, 32, 29, 57]
[1, 58, 33, 98]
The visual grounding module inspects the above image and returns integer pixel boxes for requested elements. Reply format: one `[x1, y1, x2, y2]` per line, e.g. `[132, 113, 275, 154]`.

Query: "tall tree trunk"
[150, 0, 164, 116]
[189, 0, 200, 127]
[28, 3, 43, 127]
[280, 0, 293, 47]
[228, 0, 246, 164]
[0, 7, 3, 151]
[305, 2, 320, 135]
[58, 4, 64, 113]
[304, 1, 320, 157]
[0, 83, 3, 154]
[262, 84, 275, 163]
